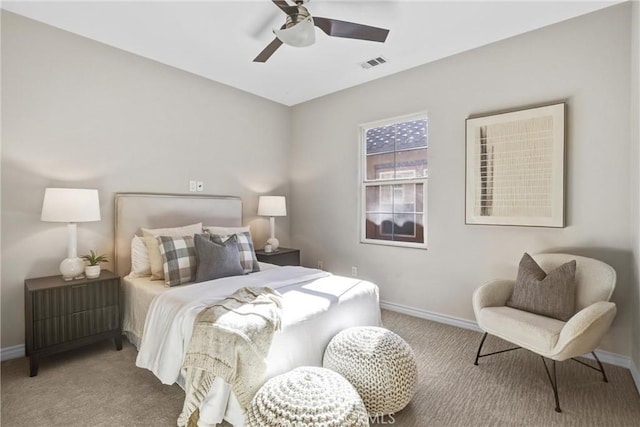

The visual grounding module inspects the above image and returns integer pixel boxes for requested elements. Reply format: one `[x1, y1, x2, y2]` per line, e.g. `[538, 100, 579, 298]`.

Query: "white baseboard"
[630, 359, 640, 394]
[380, 300, 482, 333]
[584, 349, 632, 370]
[380, 300, 633, 372]
[1, 344, 25, 362]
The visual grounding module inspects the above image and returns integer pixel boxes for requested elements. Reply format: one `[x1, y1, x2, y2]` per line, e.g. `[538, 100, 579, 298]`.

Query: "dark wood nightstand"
[255, 247, 300, 266]
[24, 270, 122, 377]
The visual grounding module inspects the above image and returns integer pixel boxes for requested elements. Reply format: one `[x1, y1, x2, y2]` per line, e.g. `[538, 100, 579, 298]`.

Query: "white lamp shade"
[41, 188, 101, 222]
[258, 196, 287, 217]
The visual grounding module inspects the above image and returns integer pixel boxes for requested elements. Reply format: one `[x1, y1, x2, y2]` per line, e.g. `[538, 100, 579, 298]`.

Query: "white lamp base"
[60, 257, 85, 281]
[266, 237, 280, 251]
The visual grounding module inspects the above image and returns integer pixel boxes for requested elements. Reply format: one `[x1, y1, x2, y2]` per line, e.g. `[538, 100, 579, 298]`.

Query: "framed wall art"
[465, 102, 566, 227]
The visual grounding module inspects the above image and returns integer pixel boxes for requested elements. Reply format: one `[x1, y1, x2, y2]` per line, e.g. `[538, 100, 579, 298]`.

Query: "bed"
[114, 193, 382, 426]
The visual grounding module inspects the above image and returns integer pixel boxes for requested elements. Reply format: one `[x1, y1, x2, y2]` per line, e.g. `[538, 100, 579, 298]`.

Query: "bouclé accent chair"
[472, 253, 617, 412]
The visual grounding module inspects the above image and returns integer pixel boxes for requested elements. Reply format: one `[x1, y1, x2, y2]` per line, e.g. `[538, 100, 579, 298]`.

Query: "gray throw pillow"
[208, 231, 260, 274]
[194, 234, 244, 283]
[506, 253, 577, 321]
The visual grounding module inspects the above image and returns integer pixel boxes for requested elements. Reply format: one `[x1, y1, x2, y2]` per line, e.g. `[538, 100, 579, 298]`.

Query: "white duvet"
[133, 266, 381, 426]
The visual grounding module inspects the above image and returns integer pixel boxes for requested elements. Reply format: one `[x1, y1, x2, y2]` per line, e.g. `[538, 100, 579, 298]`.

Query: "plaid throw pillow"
[157, 236, 197, 287]
[211, 231, 260, 274]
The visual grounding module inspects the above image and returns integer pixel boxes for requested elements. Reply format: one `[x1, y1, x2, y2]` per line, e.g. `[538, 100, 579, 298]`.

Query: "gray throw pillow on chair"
[506, 253, 577, 321]
[194, 233, 244, 282]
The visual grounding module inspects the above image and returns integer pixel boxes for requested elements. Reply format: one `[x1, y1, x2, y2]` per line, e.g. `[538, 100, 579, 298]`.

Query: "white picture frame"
[465, 103, 566, 227]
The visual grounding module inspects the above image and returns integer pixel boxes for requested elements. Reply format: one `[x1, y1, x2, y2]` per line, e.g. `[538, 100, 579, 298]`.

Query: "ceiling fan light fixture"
[254, 0, 390, 63]
[273, 17, 316, 47]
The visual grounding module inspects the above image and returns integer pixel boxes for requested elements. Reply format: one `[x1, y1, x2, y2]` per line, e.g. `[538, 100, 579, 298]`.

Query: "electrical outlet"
[189, 180, 197, 192]
[317, 260, 324, 270]
[351, 266, 358, 276]
[196, 181, 204, 192]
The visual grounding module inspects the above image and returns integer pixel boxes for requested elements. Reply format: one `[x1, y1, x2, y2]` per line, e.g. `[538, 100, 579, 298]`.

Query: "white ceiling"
[2, 1, 622, 106]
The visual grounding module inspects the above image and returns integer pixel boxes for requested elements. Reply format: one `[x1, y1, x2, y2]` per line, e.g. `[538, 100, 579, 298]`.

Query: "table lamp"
[41, 188, 101, 280]
[258, 196, 287, 251]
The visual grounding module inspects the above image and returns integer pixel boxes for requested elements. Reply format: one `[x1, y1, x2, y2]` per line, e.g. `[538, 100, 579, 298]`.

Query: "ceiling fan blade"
[313, 17, 389, 43]
[253, 37, 284, 63]
[272, 0, 298, 15]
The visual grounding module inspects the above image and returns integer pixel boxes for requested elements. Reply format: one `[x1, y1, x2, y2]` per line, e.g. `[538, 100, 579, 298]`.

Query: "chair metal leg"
[571, 351, 609, 383]
[473, 332, 521, 365]
[541, 357, 562, 413]
[474, 332, 488, 365]
[592, 351, 608, 383]
[476, 336, 608, 413]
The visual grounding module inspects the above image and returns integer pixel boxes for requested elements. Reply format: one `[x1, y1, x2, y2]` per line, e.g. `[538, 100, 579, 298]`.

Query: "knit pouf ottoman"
[323, 326, 417, 416]
[247, 366, 369, 427]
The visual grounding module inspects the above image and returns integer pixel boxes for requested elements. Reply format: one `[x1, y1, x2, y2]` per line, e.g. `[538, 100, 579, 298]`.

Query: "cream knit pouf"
[323, 326, 417, 416]
[247, 366, 369, 427]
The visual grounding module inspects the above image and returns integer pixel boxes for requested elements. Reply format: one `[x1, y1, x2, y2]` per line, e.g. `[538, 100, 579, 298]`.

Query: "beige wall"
[290, 4, 633, 355]
[1, 12, 292, 348]
[2, 4, 637, 361]
[631, 0, 640, 371]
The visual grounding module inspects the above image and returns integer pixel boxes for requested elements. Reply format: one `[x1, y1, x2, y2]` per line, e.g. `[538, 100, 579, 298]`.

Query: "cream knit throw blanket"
[177, 287, 283, 427]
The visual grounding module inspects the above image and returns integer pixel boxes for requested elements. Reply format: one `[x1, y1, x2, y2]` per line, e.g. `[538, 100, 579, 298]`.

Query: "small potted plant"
[82, 250, 108, 279]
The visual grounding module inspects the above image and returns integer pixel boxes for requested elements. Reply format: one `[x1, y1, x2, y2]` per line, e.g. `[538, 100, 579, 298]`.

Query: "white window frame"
[359, 112, 428, 249]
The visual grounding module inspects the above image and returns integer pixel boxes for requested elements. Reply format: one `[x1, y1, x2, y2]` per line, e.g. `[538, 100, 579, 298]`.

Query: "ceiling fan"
[254, 0, 390, 63]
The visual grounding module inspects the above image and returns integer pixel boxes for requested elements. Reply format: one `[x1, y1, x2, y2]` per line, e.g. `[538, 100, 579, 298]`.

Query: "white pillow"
[130, 235, 151, 277]
[203, 225, 250, 237]
[142, 222, 203, 280]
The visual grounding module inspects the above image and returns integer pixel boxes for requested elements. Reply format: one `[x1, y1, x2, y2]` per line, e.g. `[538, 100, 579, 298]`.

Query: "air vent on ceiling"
[360, 56, 388, 70]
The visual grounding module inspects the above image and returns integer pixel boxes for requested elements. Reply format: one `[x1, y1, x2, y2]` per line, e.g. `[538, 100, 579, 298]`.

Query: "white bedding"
[122, 261, 279, 348]
[124, 265, 381, 426]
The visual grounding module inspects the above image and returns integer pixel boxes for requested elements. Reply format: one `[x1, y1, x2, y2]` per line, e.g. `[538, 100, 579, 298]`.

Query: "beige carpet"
[2, 310, 639, 426]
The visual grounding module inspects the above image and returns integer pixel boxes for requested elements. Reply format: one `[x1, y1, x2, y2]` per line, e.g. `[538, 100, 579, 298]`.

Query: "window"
[360, 113, 428, 248]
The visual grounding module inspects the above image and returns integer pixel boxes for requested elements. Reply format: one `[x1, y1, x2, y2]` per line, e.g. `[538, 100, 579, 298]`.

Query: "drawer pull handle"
[71, 284, 88, 289]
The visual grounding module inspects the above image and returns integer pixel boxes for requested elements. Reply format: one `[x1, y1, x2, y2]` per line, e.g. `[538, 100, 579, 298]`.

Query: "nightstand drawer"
[31, 305, 119, 350]
[255, 247, 300, 266]
[24, 271, 122, 376]
[31, 279, 119, 321]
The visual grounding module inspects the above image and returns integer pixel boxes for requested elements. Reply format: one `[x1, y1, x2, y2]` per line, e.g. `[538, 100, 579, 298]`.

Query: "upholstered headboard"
[114, 193, 242, 277]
